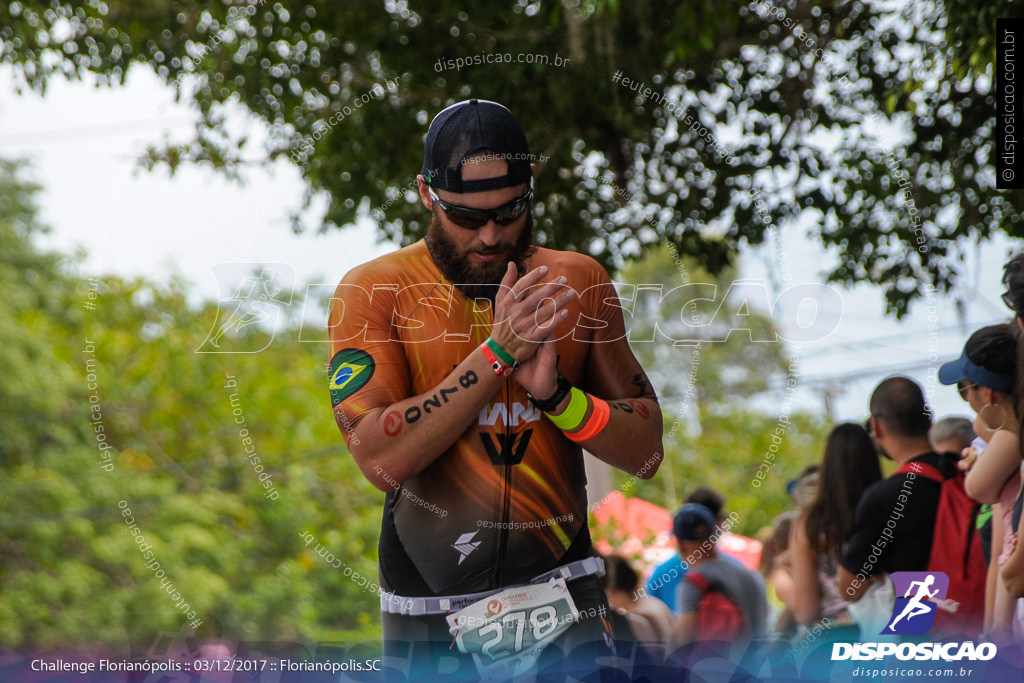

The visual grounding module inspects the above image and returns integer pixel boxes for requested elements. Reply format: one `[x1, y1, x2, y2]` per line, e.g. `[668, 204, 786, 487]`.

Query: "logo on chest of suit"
[479, 430, 534, 466]
[478, 402, 542, 427]
[477, 402, 540, 466]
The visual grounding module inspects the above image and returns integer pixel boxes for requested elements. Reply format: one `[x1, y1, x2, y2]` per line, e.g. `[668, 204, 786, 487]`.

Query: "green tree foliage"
[600, 246, 830, 537]
[944, 0, 1007, 76]
[0, 160, 385, 649]
[616, 245, 790, 405]
[0, 1, 1020, 317]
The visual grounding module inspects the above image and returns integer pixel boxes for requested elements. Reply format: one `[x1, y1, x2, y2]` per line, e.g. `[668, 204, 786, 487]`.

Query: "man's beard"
[426, 208, 537, 302]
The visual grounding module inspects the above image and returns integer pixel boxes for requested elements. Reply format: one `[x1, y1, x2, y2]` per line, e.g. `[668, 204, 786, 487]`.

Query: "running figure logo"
[197, 264, 293, 353]
[882, 572, 949, 635]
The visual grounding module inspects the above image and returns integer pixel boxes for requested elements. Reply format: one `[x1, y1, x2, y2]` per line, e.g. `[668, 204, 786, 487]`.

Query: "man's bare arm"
[562, 394, 663, 478]
[340, 349, 503, 491]
[529, 341, 663, 479]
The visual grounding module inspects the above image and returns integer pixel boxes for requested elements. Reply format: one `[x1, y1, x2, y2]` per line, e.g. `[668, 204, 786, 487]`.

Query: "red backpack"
[683, 571, 750, 641]
[894, 460, 986, 636]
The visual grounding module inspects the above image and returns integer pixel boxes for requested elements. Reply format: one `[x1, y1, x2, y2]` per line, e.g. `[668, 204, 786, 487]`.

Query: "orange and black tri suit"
[327, 239, 656, 603]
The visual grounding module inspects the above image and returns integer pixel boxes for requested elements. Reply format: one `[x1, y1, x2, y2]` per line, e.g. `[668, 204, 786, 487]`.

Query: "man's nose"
[476, 220, 502, 246]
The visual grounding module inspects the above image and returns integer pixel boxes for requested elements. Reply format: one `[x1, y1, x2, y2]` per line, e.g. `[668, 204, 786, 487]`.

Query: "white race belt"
[379, 556, 604, 616]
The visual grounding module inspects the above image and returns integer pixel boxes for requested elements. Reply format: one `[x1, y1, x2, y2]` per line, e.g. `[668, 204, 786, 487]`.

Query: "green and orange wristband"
[482, 338, 610, 442]
[481, 337, 520, 377]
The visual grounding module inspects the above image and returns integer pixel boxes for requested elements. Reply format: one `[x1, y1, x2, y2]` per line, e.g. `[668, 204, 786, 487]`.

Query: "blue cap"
[938, 351, 1015, 394]
[673, 503, 716, 541]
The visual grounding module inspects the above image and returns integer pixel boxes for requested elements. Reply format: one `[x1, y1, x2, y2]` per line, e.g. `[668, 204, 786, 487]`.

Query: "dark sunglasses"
[957, 381, 978, 401]
[1003, 290, 1018, 313]
[427, 185, 532, 230]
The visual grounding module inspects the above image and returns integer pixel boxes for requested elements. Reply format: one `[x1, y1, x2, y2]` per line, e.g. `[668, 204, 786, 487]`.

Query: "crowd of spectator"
[595, 252, 1024, 663]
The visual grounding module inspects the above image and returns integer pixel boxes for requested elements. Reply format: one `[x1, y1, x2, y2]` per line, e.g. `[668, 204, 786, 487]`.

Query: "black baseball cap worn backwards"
[422, 99, 533, 193]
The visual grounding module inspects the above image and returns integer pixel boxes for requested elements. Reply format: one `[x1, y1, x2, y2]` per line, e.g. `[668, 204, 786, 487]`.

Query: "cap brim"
[938, 352, 969, 386]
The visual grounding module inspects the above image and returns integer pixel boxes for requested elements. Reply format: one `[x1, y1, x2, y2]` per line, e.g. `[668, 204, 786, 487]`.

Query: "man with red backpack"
[839, 376, 986, 637]
[670, 504, 768, 649]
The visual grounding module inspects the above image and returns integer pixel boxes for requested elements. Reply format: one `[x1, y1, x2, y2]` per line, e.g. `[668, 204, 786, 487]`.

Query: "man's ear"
[417, 175, 433, 211]
[870, 415, 886, 441]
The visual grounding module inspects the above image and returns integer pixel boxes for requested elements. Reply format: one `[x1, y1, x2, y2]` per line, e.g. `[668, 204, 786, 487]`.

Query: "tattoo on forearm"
[609, 398, 652, 420]
[402, 370, 481, 425]
[629, 399, 651, 419]
[383, 410, 403, 437]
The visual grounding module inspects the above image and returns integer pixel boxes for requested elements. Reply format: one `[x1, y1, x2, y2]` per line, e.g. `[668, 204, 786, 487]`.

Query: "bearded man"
[327, 99, 663, 679]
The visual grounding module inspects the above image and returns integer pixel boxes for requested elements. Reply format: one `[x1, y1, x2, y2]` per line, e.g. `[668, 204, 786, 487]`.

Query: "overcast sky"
[0, 64, 1018, 431]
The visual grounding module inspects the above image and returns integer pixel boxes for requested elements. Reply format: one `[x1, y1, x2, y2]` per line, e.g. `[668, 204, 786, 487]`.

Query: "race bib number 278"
[446, 578, 579, 677]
